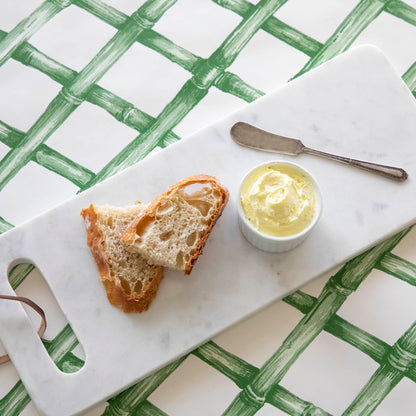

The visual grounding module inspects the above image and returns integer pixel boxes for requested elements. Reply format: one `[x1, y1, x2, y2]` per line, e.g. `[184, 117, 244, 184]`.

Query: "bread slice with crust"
[81, 204, 164, 313]
[121, 175, 229, 275]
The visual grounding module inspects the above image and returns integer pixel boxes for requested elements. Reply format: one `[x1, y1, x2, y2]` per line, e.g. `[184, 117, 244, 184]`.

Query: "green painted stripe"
[376, 252, 416, 286]
[56, 350, 84, 373]
[35, 145, 94, 187]
[0, 120, 25, 148]
[403, 61, 416, 92]
[0, 380, 31, 416]
[212, 0, 322, 57]
[43, 324, 80, 366]
[215, 71, 264, 102]
[294, 0, 389, 78]
[384, 0, 416, 25]
[0, 216, 13, 234]
[0, 120, 94, 187]
[194, 341, 257, 388]
[0, 0, 72, 67]
[75, 0, 126, 27]
[7, 264, 35, 290]
[138, 30, 198, 71]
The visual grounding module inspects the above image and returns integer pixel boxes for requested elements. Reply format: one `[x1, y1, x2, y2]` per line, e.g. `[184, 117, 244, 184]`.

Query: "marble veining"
[0, 46, 416, 416]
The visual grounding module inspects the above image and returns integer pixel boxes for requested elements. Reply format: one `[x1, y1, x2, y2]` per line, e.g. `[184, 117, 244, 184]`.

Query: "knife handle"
[303, 147, 408, 182]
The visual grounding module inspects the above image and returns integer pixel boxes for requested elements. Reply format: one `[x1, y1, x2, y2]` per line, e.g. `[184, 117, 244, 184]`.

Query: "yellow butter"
[240, 163, 317, 237]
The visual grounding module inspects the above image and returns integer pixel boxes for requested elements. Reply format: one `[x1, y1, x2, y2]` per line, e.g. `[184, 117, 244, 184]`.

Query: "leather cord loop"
[0, 295, 47, 364]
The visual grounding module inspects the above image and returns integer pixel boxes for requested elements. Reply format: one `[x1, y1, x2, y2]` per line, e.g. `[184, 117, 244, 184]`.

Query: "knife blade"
[231, 122, 304, 155]
[230, 122, 408, 182]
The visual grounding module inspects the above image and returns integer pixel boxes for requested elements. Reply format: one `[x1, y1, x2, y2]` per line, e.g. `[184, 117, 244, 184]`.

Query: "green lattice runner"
[0, 0, 416, 414]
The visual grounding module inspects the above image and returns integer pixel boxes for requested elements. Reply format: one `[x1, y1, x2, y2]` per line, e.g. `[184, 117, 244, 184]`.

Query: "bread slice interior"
[121, 175, 229, 274]
[81, 204, 164, 313]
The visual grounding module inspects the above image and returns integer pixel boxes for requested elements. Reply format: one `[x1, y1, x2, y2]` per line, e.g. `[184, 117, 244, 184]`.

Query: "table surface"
[0, 1, 415, 415]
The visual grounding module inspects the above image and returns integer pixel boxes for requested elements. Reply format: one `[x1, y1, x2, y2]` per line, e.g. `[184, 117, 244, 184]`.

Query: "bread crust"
[81, 204, 164, 313]
[121, 175, 229, 275]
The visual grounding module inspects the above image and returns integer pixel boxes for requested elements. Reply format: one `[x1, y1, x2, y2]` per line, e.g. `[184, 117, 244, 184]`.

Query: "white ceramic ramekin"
[237, 160, 322, 253]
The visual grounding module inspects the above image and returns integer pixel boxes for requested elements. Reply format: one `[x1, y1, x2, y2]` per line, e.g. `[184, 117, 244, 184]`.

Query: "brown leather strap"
[0, 295, 47, 364]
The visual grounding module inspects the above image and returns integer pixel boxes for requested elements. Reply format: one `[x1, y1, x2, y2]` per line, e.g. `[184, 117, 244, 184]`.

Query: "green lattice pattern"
[0, 0, 416, 415]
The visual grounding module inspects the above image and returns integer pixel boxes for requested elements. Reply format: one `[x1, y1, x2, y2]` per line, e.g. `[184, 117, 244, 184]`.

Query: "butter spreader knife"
[231, 122, 408, 182]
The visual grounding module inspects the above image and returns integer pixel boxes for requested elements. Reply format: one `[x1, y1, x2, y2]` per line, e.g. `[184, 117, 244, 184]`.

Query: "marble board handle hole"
[1, 260, 85, 373]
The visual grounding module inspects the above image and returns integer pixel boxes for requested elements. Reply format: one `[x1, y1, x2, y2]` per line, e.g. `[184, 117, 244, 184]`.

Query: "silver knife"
[230, 122, 408, 182]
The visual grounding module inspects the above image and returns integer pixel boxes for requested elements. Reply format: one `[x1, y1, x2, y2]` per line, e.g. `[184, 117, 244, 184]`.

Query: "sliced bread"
[121, 175, 229, 275]
[81, 204, 164, 313]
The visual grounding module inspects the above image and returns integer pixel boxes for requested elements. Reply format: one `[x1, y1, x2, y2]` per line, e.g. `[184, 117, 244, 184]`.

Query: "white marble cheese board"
[1, 46, 416, 416]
